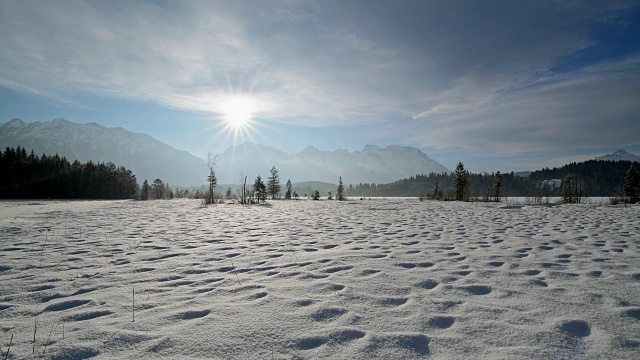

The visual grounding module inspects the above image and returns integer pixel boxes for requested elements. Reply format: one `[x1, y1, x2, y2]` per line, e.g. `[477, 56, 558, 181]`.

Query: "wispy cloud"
[1, 0, 638, 160]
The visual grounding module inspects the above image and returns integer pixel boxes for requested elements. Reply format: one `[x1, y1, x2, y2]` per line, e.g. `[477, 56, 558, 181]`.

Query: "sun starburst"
[219, 94, 258, 143]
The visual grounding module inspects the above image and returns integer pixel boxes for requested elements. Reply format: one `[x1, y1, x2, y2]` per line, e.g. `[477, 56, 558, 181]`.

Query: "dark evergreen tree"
[141, 179, 150, 200]
[226, 186, 233, 200]
[453, 162, 470, 201]
[327, 191, 333, 200]
[313, 189, 320, 200]
[253, 175, 267, 203]
[624, 164, 639, 203]
[267, 166, 281, 199]
[207, 169, 217, 204]
[152, 179, 165, 199]
[285, 179, 292, 200]
[493, 171, 503, 202]
[337, 176, 346, 201]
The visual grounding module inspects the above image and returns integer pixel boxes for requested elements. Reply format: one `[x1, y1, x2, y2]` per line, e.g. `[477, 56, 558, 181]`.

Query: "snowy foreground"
[1, 199, 639, 359]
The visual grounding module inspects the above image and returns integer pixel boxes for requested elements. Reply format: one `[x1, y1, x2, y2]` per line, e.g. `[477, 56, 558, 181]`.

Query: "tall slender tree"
[206, 152, 219, 204]
[141, 179, 150, 200]
[267, 166, 281, 199]
[207, 169, 217, 204]
[337, 176, 346, 201]
[453, 162, 469, 201]
[493, 171, 503, 202]
[432, 176, 443, 200]
[285, 179, 293, 200]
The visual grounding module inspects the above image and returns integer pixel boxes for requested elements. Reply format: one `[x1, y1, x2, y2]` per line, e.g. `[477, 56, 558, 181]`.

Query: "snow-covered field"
[1, 199, 639, 359]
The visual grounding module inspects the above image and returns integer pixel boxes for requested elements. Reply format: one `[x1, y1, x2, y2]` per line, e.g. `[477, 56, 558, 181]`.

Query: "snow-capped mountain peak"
[595, 149, 640, 162]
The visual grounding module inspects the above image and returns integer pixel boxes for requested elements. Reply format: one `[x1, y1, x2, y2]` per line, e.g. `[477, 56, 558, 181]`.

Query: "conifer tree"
[493, 171, 503, 202]
[337, 176, 346, 201]
[285, 179, 292, 200]
[624, 164, 639, 203]
[141, 179, 150, 200]
[453, 162, 469, 201]
[254, 175, 267, 203]
[267, 166, 281, 199]
[313, 189, 320, 200]
[152, 179, 165, 199]
[207, 169, 217, 204]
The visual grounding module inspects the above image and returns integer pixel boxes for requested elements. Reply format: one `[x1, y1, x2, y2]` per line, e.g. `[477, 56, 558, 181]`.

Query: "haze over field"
[1, 1, 639, 171]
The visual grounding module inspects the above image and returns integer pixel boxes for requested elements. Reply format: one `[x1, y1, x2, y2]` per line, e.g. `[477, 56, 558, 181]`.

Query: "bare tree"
[206, 153, 219, 204]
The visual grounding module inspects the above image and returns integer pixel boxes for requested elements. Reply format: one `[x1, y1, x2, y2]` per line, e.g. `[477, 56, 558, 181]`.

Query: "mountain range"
[0, 118, 450, 186]
[3, 118, 636, 187]
[215, 142, 449, 184]
[0, 118, 208, 186]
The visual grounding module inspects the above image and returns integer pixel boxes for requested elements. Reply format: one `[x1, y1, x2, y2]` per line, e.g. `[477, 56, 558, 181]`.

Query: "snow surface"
[1, 199, 639, 359]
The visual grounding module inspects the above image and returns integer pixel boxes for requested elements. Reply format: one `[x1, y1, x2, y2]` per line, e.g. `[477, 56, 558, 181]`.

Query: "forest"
[347, 160, 639, 198]
[0, 146, 138, 199]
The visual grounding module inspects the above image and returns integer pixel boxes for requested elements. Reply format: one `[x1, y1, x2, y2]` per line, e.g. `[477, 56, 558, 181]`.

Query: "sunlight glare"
[218, 94, 259, 143]
[222, 96, 253, 131]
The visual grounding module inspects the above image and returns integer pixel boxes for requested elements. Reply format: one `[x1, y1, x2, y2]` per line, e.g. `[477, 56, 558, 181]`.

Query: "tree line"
[348, 167, 528, 198]
[204, 159, 346, 204]
[0, 146, 138, 199]
[347, 160, 640, 201]
[4, 145, 637, 204]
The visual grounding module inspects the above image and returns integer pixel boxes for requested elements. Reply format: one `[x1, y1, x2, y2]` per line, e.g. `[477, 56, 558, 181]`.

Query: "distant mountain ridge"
[215, 142, 449, 184]
[0, 118, 208, 186]
[1, 118, 449, 186]
[595, 149, 640, 162]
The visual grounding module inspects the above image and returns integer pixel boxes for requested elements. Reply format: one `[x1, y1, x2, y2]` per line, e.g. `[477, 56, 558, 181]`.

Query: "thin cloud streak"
[0, 0, 638, 166]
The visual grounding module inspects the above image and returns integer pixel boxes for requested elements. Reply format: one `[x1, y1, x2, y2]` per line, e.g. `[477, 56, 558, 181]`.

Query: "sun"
[212, 94, 262, 144]
[221, 96, 254, 132]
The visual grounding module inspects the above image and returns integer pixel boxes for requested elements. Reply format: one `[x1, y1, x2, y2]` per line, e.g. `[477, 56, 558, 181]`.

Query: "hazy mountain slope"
[0, 118, 208, 186]
[1, 119, 449, 186]
[215, 142, 449, 184]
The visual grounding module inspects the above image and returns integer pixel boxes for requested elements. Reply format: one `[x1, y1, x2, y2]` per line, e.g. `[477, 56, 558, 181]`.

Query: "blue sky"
[1, 0, 639, 172]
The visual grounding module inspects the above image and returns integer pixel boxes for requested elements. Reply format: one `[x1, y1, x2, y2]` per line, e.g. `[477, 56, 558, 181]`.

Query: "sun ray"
[218, 94, 258, 143]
